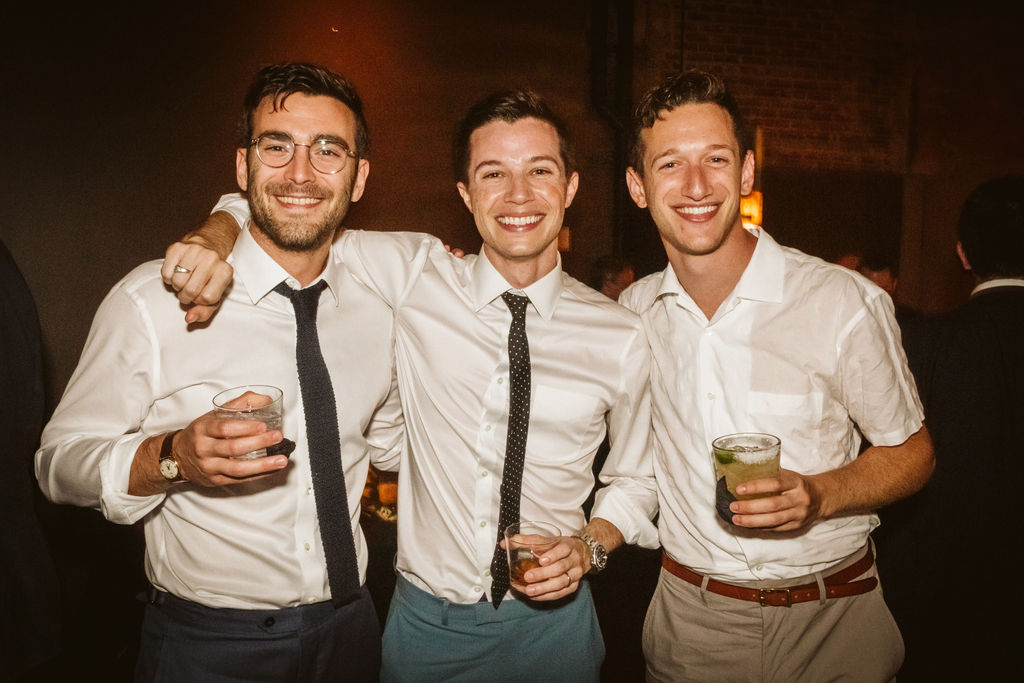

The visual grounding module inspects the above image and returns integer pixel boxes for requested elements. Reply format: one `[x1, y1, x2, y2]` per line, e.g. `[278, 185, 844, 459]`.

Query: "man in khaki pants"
[617, 69, 934, 682]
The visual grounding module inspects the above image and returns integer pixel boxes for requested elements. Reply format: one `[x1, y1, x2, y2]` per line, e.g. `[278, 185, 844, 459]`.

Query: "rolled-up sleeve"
[35, 277, 166, 524]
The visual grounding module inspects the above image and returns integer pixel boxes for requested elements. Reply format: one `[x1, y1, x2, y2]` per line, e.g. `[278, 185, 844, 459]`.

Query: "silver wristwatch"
[574, 530, 608, 574]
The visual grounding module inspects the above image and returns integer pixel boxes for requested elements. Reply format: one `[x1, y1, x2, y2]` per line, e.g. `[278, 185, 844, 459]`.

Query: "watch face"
[159, 458, 179, 480]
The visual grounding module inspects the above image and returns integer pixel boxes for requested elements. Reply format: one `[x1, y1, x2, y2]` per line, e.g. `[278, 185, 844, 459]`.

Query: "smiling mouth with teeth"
[676, 205, 717, 216]
[277, 196, 323, 206]
[497, 214, 542, 228]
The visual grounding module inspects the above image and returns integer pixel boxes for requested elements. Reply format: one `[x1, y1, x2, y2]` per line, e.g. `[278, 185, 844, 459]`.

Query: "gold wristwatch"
[158, 430, 187, 484]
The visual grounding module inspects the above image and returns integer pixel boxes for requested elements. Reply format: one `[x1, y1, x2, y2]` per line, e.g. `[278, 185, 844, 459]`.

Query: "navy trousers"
[135, 587, 380, 682]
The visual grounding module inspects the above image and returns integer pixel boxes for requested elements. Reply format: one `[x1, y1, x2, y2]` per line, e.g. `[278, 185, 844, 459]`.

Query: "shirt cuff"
[591, 485, 660, 549]
[99, 432, 167, 524]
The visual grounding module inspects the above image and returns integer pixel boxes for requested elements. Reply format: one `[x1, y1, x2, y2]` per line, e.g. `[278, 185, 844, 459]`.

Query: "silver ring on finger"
[174, 265, 191, 274]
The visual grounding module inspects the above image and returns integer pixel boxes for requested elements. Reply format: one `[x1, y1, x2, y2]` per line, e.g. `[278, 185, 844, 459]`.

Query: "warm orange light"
[741, 190, 763, 229]
[558, 226, 571, 252]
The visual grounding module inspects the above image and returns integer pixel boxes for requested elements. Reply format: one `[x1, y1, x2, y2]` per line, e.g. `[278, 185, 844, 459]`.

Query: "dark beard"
[248, 180, 352, 252]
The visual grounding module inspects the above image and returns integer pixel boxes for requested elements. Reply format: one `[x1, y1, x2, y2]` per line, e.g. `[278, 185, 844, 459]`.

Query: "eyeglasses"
[249, 133, 358, 175]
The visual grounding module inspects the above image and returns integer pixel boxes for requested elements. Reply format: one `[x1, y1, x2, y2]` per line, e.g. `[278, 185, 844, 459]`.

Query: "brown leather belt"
[661, 546, 878, 607]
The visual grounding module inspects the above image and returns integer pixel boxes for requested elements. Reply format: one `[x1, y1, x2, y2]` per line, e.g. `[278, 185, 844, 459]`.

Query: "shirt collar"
[230, 225, 340, 306]
[468, 249, 563, 320]
[731, 228, 785, 305]
[652, 227, 785, 309]
[971, 277, 1024, 297]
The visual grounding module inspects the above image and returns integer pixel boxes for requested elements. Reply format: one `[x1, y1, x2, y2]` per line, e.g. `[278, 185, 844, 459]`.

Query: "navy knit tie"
[490, 292, 532, 607]
[275, 281, 360, 606]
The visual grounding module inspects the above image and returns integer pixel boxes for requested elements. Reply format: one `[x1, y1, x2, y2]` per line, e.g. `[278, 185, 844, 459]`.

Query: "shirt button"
[485, 425, 492, 432]
[497, 378, 503, 384]
[755, 564, 764, 571]
[304, 542, 311, 551]
[481, 471, 488, 478]
[484, 569, 491, 577]
[473, 585, 482, 593]
[480, 521, 487, 528]
[306, 487, 313, 495]
[706, 392, 715, 400]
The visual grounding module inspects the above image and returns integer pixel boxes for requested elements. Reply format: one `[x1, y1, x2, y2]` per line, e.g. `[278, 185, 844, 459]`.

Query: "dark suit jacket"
[877, 284, 1024, 681]
[0, 239, 61, 678]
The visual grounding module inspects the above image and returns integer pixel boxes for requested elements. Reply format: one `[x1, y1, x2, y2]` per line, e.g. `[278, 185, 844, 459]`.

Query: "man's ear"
[564, 171, 580, 208]
[457, 182, 473, 213]
[349, 159, 370, 203]
[625, 167, 648, 209]
[236, 148, 249, 192]
[740, 150, 755, 196]
[956, 241, 972, 271]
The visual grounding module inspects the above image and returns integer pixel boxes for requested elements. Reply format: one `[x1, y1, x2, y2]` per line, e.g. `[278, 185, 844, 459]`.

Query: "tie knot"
[275, 280, 328, 303]
[501, 291, 529, 319]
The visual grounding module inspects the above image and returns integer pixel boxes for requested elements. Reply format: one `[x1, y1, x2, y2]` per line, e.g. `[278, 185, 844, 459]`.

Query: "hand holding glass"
[504, 521, 560, 594]
[712, 432, 781, 523]
[213, 385, 284, 459]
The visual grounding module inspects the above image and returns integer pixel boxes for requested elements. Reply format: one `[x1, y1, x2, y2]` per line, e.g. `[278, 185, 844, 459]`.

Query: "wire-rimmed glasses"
[249, 132, 357, 175]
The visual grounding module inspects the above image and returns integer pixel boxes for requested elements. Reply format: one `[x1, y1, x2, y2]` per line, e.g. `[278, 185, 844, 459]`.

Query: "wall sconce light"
[742, 125, 765, 231]
[741, 190, 763, 230]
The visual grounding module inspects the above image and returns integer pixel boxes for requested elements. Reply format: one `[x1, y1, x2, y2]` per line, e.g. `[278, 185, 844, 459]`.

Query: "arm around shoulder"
[162, 194, 246, 323]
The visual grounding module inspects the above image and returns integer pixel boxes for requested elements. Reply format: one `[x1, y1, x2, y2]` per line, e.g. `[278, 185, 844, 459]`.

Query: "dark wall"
[1, 1, 615, 407]
[762, 170, 903, 264]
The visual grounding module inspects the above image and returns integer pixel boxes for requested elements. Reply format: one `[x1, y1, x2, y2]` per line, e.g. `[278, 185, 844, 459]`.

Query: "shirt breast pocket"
[530, 384, 601, 463]
[746, 391, 824, 462]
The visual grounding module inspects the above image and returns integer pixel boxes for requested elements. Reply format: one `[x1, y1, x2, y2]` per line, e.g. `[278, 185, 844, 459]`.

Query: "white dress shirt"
[36, 227, 402, 609]
[619, 229, 924, 582]
[340, 230, 658, 602]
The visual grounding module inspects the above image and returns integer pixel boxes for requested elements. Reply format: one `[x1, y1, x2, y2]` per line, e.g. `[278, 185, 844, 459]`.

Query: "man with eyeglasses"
[35, 62, 402, 681]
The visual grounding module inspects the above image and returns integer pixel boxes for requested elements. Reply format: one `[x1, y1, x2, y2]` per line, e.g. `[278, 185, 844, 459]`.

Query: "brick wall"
[679, 0, 914, 173]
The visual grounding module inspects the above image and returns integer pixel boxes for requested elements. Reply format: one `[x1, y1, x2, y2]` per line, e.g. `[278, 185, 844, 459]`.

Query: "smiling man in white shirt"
[618, 70, 935, 682]
[35, 63, 402, 681]
[164, 90, 657, 681]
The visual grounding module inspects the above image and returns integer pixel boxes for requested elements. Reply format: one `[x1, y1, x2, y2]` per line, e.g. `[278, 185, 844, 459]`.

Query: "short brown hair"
[629, 69, 752, 176]
[453, 90, 575, 184]
[236, 62, 369, 157]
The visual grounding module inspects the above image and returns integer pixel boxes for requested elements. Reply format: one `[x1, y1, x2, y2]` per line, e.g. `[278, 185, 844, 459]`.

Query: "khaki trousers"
[642, 546, 903, 682]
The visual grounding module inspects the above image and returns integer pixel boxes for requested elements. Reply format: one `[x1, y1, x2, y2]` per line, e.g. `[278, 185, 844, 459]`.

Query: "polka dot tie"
[490, 292, 532, 607]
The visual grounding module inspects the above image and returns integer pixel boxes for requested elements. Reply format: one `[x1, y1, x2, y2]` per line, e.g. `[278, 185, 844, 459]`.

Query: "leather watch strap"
[158, 429, 187, 483]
